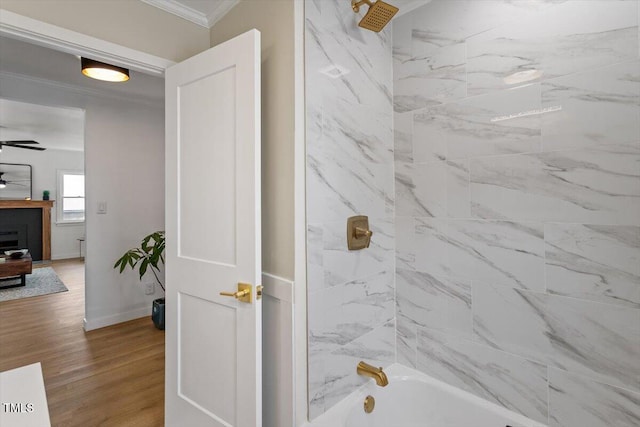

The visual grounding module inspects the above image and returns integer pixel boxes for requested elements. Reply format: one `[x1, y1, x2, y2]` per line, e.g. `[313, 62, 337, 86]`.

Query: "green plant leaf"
[114, 231, 166, 291]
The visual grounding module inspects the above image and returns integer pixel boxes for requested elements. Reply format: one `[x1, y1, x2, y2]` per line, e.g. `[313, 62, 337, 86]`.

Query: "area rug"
[0, 267, 68, 302]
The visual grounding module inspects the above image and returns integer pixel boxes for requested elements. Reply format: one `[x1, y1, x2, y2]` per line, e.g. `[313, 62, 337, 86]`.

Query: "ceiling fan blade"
[0, 140, 39, 145]
[10, 145, 46, 151]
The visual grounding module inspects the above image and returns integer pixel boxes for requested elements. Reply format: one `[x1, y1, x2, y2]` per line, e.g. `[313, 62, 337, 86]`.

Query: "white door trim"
[0, 9, 175, 75]
[293, 0, 308, 425]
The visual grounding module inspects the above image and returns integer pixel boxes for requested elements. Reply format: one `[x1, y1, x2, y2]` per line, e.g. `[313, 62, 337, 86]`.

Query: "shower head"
[352, 0, 399, 33]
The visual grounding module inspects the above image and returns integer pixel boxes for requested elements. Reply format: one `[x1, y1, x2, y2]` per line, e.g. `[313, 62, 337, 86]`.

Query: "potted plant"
[114, 231, 166, 329]
[42, 190, 50, 200]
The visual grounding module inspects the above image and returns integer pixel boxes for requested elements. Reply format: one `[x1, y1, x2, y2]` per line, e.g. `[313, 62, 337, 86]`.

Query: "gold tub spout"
[357, 361, 389, 387]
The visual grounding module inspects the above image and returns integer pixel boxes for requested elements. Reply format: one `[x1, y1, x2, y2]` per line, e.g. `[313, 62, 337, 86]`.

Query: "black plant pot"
[152, 298, 165, 330]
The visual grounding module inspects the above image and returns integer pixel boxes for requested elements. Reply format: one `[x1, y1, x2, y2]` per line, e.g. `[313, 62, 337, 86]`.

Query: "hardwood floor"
[0, 259, 165, 426]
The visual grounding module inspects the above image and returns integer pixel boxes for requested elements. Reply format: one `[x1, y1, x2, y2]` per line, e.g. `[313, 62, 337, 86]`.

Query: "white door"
[165, 29, 261, 427]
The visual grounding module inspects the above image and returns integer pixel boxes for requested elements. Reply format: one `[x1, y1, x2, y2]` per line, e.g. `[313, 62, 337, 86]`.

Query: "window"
[57, 170, 85, 223]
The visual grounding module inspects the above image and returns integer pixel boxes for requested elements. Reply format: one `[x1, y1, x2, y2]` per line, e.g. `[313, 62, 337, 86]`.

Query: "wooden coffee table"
[0, 254, 33, 289]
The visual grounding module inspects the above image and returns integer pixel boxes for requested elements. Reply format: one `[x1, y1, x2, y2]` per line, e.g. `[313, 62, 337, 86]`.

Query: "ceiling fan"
[0, 171, 29, 189]
[0, 140, 46, 151]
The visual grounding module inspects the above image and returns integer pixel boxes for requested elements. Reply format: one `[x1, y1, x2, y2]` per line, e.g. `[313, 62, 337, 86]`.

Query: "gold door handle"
[220, 289, 250, 298]
[220, 283, 252, 303]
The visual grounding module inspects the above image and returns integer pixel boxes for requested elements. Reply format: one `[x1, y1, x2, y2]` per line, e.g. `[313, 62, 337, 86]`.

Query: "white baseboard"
[51, 252, 81, 260]
[83, 305, 151, 331]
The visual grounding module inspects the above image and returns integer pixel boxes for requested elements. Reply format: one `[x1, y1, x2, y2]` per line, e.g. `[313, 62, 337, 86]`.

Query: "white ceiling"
[0, 99, 85, 152]
[140, 0, 240, 28]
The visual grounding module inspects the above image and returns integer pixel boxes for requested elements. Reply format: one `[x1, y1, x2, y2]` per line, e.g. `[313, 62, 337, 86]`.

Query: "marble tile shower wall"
[393, 1, 640, 426]
[305, 0, 395, 419]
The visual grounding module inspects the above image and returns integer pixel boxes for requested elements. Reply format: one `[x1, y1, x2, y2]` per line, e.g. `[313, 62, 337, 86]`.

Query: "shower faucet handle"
[347, 215, 373, 250]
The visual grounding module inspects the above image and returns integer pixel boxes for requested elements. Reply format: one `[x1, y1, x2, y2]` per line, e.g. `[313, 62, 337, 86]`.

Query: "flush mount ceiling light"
[81, 57, 130, 82]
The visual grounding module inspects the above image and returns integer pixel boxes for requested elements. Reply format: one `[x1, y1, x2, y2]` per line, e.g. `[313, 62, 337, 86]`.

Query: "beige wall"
[211, 0, 295, 280]
[1, 0, 210, 62]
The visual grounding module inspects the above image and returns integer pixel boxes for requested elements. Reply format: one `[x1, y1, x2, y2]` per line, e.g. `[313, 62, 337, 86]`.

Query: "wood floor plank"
[0, 259, 165, 426]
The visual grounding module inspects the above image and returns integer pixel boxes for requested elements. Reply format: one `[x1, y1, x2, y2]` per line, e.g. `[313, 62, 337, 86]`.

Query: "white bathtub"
[306, 363, 548, 427]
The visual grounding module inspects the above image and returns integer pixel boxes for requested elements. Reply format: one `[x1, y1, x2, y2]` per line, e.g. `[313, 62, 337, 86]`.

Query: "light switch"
[97, 201, 107, 214]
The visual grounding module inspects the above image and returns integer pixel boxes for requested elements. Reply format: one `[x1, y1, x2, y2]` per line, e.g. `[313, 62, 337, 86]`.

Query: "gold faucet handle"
[354, 227, 373, 239]
[354, 227, 373, 248]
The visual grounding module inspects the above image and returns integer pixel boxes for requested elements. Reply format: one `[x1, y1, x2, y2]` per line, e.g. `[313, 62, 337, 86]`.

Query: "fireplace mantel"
[0, 200, 54, 260]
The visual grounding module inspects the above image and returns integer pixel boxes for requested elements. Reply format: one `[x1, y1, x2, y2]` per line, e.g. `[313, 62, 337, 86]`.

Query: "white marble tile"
[414, 84, 542, 160]
[470, 143, 640, 224]
[322, 217, 394, 288]
[306, 0, 395, 414]
[395, 160, 447, 217]
[305, 2, 392, 110]
[448, 220, 545, 291]
[473, 282, 551, 364]
[395, 216, 416, 271]
[396, 268, 472, 337]
[307, 224, 324, 293]
[396, 313, 417, 368]
[308, 98, 393, 223]
[467, 0, 639, 96]
[409, 0, 549, 57]
[308, 347, 327, 419]
[413, 110, 447, 163]
[394, 111, 413, 164]
[546, 223, 640, 308]
[392, 10, 412, 63]
[545, 294, 640, 392]
[416, 327, 548, 423]
[549, 368, 640, 427]
[542, 60, 640, 152]
[322, 97, 394, 164]
[397, 218, 545, 290]
[393, 43, 466, 112]
[309, 270, 395, 348]
[446, 159, 470, 218]
[473, 283, 640, 391]
[410, 217, 452, 278]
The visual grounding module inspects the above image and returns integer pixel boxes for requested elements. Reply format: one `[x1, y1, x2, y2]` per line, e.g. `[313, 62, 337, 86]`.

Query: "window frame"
[56, 169, 85, 225]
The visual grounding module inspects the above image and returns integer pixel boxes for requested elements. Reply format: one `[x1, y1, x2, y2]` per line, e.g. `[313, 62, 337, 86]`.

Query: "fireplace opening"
[0, 226, 27, 252]
[0, 209, 43, 261]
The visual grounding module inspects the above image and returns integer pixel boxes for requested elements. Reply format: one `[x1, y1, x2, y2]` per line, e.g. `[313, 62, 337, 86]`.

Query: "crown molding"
[206, 0, 240, 28]
[0, 71, 164, 110]
[0, 9, 174, 76]
[140, 0, 240, 29]
[140, 0, 208, 28]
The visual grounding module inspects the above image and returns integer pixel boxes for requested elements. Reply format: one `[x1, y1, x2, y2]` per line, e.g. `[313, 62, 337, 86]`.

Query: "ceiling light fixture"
[0, 179, 6, 189]
[81, 57, 130, 82]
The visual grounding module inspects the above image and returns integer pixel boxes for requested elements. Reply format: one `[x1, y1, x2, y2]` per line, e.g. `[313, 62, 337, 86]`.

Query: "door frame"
[292, 0, 308, 425]
[0, 8, 175, 332]
[0, 6, 310, 425]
